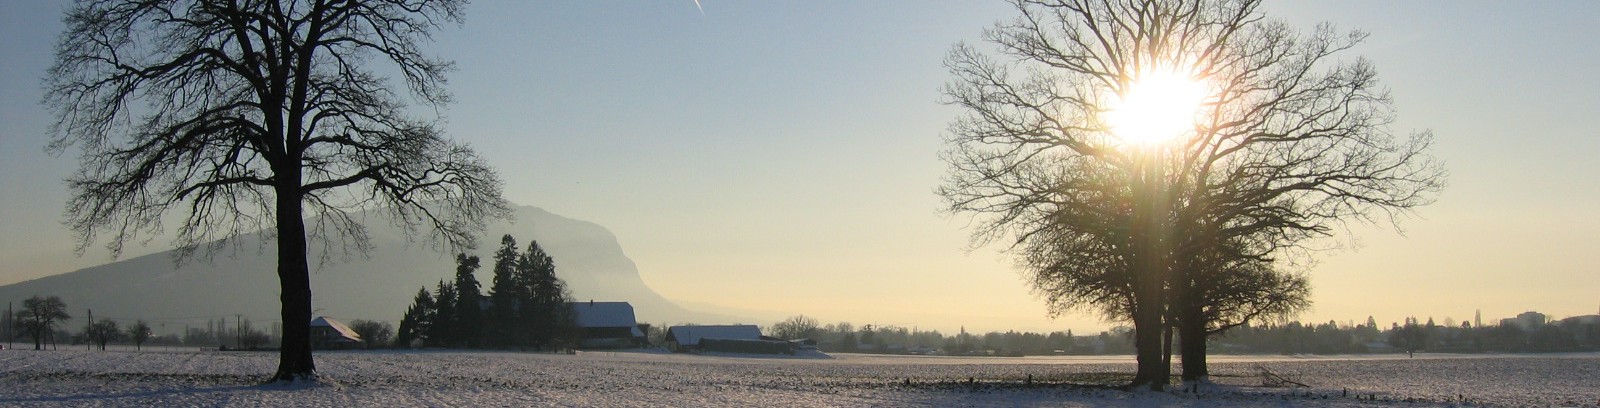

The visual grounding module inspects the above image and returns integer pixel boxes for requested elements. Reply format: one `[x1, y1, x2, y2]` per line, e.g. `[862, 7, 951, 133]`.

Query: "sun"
[1104, 68, 1210, 145]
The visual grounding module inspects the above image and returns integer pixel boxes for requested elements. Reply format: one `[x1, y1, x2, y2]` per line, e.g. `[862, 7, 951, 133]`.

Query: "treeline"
[178, 317, 277, 350]
[765, 315, 1133, 356]
[1221, 317, 1600, 355]
[395, 235, 577, 350]
[765, 315, 1600, 357]
[4, 295, 277, 350]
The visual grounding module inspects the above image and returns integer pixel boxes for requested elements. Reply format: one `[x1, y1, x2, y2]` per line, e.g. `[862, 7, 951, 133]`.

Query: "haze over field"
[2, 0, 1598, 335]
[0, 205, 744, 329]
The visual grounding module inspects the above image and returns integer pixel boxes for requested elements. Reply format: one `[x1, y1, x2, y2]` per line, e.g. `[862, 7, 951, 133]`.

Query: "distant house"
[310, 316, 363, 350]
[1501, 311, 1548, 330]
[569, 301, 646, 349]
[665, 325, 772, 353]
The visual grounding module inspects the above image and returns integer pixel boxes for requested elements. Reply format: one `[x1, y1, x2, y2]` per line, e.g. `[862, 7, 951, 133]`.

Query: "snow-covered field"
[1, 348, 1596, 407]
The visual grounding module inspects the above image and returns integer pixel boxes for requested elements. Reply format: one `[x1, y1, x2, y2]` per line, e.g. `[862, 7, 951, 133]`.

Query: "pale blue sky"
[2, 1, 1597, 333]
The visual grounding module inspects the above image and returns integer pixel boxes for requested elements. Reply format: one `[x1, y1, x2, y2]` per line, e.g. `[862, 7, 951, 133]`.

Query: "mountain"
[0, 205, 744, 333]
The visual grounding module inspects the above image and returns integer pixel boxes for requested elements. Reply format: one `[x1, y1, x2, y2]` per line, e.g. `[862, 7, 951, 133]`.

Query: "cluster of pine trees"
[396, 235, 577, 350]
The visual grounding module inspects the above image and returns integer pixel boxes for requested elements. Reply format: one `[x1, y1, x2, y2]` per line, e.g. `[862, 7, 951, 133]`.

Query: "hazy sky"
[2, 1, 1597, 334]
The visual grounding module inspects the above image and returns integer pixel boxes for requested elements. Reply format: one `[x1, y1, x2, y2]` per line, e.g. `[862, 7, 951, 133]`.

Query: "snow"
[569, 302, 639, 329]
[1, 349, 1596, 407]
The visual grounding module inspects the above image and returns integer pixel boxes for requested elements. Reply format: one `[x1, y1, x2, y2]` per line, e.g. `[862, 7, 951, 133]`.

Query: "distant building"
[310, 316, 363, 349]
[1500, 311, 1548, 330]
[1559, 315, 1600, 345]
[664, 325, 763, 353]
[568, 301, 646, 349]
[1562, 315, 1600, 325]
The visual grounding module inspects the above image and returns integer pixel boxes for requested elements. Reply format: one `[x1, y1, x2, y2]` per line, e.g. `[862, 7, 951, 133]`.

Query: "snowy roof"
[310, 316, 362, 342]
[569, 301, 638, 328]
[666, 325, 761, 346]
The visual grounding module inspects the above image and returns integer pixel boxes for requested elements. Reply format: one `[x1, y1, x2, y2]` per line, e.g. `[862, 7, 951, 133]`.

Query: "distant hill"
[0, 205, 744, 333]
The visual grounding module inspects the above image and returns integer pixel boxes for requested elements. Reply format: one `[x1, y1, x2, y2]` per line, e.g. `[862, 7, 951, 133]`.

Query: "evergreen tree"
[391, 236, 578, 350]
[517, 239, 574, 350]
[453, 254, 485, 347]
[428, 280, 458, 347]
[486, 235, 523, 347]
[396, 287, 436, 348]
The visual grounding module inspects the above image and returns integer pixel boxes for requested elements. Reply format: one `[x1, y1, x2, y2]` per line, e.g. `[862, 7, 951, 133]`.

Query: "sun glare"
[1105, 69, 1209, 145]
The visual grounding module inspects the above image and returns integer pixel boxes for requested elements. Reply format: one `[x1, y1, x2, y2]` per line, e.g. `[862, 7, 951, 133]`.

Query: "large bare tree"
[15, 295, 72, 350]
[46, 0, 508, 382]
[1162, 0, 1444, 383]
[940, 0, 1443, 390]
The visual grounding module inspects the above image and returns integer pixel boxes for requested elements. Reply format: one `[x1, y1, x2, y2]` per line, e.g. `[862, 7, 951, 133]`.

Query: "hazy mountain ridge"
[0, 205, 744, 332]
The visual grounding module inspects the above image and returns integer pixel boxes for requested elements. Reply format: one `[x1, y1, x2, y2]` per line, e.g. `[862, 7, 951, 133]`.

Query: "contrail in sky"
[693, 0, 704, 15]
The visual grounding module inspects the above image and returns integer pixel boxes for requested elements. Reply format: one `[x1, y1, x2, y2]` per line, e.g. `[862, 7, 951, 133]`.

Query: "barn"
[665, 325, 790, 354]
[569, 301, 646, 349]
[309, 316, 363, 350]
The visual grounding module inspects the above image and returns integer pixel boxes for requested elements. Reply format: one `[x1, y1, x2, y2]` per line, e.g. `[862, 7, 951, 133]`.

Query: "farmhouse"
[665, 324, 792, 354]
[569, 301, 647, 349]
[310, 316, 363, 349]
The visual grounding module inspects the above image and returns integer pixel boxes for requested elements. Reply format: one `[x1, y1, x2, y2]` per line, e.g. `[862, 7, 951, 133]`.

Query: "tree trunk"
[270, 186, 316, 383]
[1128, 152, 1169, 392]
[1179, 303, 1209, 384]
[1163, 322, 1173, 375]
[1173, 268, 1209, 385]
[1129, 247, 1167, 389]
[1130, 296, 1167, 390]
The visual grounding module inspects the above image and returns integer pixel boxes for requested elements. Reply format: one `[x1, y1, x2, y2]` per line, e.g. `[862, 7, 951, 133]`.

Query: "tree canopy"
[940, 0, 1444, 389]
[46, 0, 507, 382]
[15, 295, 71, 350]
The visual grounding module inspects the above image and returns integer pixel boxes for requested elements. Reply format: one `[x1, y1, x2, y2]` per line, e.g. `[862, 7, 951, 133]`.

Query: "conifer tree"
[428, 280, 458, 347]
[453, 254, 485, 347]
[397, 288, 436, 348]
[517, 240, 573, 350]
[487, 235, 523, 347]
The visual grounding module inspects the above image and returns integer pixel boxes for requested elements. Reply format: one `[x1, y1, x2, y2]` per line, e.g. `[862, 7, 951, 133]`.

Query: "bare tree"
[46, 0, 508, 382]
[128, 320, 153, 350]
[940, 0, 1442, 389]
[348, 319, 394, 349]
[772, 315, 822, 341]
[238, 319, 271, 350]
[15, 296, 72, 350]
[1160, 0, 1444, 382]
[84, 319, 122, 350]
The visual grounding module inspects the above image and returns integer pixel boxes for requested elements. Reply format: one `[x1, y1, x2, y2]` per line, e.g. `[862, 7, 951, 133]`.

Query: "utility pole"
[236, 314, 242, 350]
[6, 301, 12, 350]
[87, 309, 93, 350]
